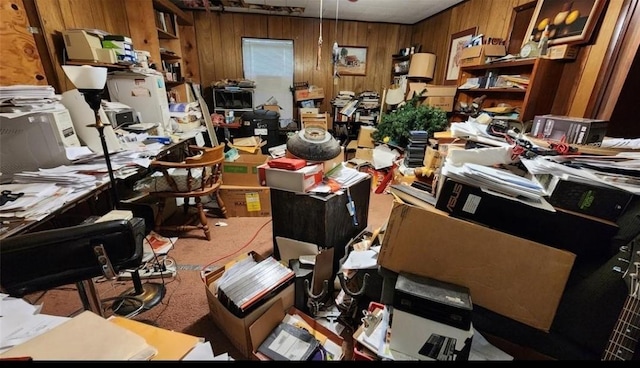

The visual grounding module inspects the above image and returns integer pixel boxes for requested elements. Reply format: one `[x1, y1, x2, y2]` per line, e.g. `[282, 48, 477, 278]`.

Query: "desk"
[0, 134, 198, 240]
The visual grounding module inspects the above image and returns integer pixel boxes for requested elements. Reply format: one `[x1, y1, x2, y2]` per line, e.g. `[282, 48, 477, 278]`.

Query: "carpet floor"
[23, 189, 395, 360]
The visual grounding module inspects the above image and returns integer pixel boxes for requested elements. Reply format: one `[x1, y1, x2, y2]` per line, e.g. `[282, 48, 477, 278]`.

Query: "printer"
[103, 101, 138, 129]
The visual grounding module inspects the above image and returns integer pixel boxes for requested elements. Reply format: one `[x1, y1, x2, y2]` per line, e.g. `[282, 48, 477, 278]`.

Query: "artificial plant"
[372, 90, 448, 149]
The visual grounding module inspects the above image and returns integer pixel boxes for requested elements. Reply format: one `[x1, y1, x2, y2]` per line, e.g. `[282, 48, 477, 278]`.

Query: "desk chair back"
[147, 144, 226, 240]
[0, 218, 145, 297]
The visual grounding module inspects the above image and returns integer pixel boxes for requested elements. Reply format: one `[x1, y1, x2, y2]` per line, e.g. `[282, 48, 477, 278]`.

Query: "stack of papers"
[0, 311, 157, 360]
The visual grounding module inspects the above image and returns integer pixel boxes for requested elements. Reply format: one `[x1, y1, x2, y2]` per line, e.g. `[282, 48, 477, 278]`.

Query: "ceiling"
[171, 0, 466, 25]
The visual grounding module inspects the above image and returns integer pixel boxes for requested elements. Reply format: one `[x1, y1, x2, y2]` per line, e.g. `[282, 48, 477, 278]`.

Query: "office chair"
[138, 144, 226, 241]
[0, 218, 149, 318]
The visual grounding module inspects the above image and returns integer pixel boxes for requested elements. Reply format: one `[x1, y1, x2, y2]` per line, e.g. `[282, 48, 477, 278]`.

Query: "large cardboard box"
[459, 44, 506, 67]
[377, 201, 575, 331]
[62, 29, 103, 61]
[222, 154, 269, 186]
[204, 254, 295, 358]
[294, 87, 325, 102]
[407, 84, 457, 112]
[219, 185, 271, 217]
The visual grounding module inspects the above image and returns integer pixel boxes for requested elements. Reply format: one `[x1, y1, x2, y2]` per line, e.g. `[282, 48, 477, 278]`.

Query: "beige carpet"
[25, 190, 395, 360]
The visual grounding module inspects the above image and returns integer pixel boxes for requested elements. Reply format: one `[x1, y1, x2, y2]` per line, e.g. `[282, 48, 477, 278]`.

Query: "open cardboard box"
[204, 252, 295, 358]
[377, 201, 575, 332]
[459, 44, 506, 67]
[222, 153, 270, 186]
[248, 298, 345, 361]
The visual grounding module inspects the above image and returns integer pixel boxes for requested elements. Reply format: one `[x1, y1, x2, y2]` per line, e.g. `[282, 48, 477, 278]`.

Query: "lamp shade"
[407, 53, 436, 79]
[62, 65, 107, 90]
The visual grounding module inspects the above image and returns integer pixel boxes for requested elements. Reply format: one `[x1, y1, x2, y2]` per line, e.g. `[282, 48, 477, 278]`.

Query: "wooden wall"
[7, 1, 628, 122]
[1, 0, 48, 86]
[411, 0, 626, 118]
[192, 11, 411, 113]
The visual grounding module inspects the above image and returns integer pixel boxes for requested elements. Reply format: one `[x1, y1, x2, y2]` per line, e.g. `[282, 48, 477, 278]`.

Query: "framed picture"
[444, 27, 477, 84]
[523, 0, 606, 47]
[336, 46, 367, 76]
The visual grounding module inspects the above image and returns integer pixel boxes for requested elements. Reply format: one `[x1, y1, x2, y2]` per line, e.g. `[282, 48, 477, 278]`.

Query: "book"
[257, 322, 320, 361]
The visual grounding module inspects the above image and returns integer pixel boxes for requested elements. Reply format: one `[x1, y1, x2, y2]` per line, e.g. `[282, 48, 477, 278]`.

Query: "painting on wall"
[336, 46, 367, 76]
[444, 27, 477, 84]
[523, 0, 606, 47]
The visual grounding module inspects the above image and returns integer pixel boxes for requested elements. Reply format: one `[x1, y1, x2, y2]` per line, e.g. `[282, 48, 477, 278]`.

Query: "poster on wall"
[523, 0, 606, 47]
[444, 27, 477, 84]
[336, 46, 367, 76]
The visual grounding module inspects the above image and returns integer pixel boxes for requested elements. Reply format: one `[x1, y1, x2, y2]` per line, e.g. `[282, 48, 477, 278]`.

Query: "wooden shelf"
[458, 88, 527, 93]
[65, 60, 131, 69]
[152, 0, 192, 26]
[160, 52, 181, 61]
[392, 54, 410, 61]
[157, 28, 178, 39]
[455, 58, 563, 123]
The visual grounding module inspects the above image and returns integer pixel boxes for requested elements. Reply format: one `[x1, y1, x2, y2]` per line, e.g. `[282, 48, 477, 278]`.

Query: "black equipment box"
[239, 109, 280, 154]
[394, 272, 473, 331]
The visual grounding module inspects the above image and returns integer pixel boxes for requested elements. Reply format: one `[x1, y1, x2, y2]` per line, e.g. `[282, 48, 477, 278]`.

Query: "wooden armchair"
[146, 144, 226, 241]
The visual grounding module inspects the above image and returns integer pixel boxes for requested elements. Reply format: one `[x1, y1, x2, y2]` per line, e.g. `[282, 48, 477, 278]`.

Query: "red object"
[267, 157, 307, 170]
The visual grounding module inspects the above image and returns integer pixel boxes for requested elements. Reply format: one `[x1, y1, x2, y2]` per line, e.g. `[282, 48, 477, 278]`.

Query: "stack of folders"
[0, 311, 157, 360]
[217, 256, 295, 317]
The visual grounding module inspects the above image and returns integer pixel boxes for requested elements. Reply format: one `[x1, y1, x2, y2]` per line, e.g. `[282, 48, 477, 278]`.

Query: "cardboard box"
[248, 299, 344, 360]
[219, 185, 271, 217]
[531, 114, 608, 145]
[357, 125, 377, 148]
[294, 87, 325, 102]
[424, 96, 455, 112]
[62, 29, 103, 61]
[222, 154, 269, 186]
[377, 201, 575, 331]
[204, 254, 295, 358]
[459, 44, 506, 67]
[262, 105, 280, 113]
[264, 164, 323, 193]
[435, 177, 618, 260]
[544, 44, 579, 60]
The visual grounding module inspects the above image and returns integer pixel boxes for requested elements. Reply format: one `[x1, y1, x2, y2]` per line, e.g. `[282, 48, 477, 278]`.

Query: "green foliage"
[372, 91, 449, 148]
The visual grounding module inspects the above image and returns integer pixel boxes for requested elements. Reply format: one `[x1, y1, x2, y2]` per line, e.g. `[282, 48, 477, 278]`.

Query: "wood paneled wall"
[1, 0, 48, 86]
[32, 0, 161, 93]
[192, 11, 411, 112]
[411, 0, 626, 118]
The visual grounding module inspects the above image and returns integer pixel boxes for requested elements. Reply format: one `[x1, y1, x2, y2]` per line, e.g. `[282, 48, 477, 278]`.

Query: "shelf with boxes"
[453, 58, 564, 123]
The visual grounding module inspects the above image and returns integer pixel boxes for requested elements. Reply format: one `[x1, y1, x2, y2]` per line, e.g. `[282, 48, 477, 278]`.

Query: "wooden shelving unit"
[453, 58, 564, 123]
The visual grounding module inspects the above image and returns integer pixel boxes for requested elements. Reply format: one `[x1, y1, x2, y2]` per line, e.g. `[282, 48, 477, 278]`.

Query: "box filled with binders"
[204, 252, 295, 358]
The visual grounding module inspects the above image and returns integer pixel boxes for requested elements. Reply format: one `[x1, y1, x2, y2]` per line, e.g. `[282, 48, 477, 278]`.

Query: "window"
[242, 38, 294, 125]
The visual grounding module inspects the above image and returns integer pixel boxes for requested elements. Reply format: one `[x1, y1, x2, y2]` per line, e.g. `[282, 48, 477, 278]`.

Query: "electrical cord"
[199, 218, 273, 282]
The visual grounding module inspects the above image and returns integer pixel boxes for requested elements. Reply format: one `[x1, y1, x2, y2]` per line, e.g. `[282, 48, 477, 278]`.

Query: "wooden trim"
[587, 0, 639, 119]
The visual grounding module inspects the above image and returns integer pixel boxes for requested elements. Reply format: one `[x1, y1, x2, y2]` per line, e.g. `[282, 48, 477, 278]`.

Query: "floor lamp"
[62, 65, 165, 316]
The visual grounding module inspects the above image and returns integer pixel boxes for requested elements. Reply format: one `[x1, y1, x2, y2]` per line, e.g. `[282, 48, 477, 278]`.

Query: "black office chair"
[0, 218, 153, 318]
